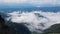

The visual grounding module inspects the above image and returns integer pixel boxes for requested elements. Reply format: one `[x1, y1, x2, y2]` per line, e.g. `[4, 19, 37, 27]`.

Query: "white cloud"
[56, 0, 60, 4]
[6, 11, 60, 33]
[0, 0, 60, 5]
[3, 0, 28, 3]
[30, 0, 57, 5]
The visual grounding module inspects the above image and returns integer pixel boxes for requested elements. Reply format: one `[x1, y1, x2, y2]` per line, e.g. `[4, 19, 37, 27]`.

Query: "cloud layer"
[0, 0, 60, 5]
[6, 11, 60, 33]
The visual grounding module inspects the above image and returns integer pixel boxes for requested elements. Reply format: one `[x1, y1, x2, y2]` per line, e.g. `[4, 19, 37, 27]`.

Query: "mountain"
[43, 24, 60, 34]
[0, 6, 60, 12]
[7, 22, 31, 34]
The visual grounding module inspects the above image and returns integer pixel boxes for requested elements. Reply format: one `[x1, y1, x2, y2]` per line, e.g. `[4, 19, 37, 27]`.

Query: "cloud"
[6, 11, 60, 33]
[30, 0, 56, 5]
[2, 0, 28, 4]
[0, 0, 60, 5]
[56, 0, 60, 4]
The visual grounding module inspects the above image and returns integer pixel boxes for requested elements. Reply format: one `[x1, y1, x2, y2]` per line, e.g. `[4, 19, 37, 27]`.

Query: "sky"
[0, 0, 60, 6]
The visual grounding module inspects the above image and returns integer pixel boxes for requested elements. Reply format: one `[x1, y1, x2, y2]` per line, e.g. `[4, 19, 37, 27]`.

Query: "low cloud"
[7, 11, 60, 32]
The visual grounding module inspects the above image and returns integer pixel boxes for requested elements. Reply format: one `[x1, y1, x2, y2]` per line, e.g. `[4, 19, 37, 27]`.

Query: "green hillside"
[43, 24, 60, 34]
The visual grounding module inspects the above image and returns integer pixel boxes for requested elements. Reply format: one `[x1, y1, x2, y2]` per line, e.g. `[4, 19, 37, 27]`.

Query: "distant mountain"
[0, 6, 60, 12]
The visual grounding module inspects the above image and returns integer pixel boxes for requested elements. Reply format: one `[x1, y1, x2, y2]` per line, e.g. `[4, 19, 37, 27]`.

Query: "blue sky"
[0, 0, 60, 7]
